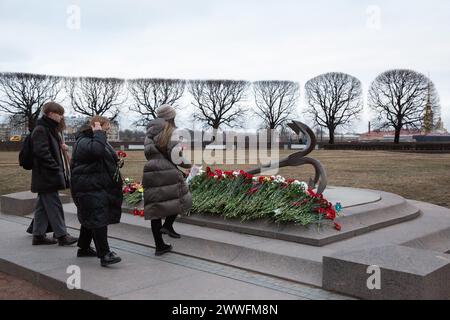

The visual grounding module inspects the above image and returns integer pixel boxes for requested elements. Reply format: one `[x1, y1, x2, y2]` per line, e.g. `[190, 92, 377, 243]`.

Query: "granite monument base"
[0, 191, 72, 216]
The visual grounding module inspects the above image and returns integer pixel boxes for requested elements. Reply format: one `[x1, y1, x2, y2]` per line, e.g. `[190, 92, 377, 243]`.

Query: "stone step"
[0, 191, 71, 216]
[61, 203, 325, 287]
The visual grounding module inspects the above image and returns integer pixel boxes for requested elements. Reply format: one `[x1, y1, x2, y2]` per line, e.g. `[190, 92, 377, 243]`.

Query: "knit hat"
[157, 104, 176, 120]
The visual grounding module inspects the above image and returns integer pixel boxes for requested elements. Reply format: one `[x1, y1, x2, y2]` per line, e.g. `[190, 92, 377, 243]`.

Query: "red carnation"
[247, 187, 259, 195]
[334, 222, 342, 231]
[123, 186, 131, 194]
[117, 151, 127, 158]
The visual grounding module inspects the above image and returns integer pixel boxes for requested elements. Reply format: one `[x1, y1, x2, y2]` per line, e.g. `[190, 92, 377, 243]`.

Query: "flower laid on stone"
[123, 178, 144, 206]
[189, 167, 341, 230]
[133, 207, 145, 217]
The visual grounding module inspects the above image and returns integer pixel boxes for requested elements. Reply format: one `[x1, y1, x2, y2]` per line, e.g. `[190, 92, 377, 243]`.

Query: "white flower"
[300, 181, 309, 190]
[233, 170, 240, 176]
[213, 175, 218, 179]
[252, 176, 259, 181]
[274, 175, 285, 183]
[273, 208, 282, 215]
[222, 173, 227, 178]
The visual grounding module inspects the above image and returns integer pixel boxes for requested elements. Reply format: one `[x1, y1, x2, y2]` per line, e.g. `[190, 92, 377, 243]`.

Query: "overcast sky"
[1, 0, 449, 132]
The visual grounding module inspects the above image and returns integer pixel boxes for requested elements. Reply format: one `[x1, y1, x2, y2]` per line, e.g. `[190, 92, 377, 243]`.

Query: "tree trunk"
[328, 128, 335, 144]
[28, 115, 37, 133]
[394, 128, 400, 144]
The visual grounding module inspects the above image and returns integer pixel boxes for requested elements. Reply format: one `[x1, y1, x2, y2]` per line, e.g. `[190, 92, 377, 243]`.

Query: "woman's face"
[48, 112, 64, 123]
[102, 122, 111, 133]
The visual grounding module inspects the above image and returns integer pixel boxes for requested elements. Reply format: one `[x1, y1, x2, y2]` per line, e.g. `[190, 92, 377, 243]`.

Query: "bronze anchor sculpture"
[246, 120, 328, 194]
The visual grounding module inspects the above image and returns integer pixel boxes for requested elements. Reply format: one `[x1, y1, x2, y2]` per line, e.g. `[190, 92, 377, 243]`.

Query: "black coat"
[31, 116, 68, 193]
[70, 127, 123, 229]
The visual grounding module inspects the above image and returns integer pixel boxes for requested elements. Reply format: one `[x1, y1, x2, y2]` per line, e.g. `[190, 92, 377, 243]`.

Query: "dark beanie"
[157, 104, 176, 120]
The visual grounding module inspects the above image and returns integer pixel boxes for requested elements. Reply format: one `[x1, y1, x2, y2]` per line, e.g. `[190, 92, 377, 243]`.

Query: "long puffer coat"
[70, 126, 123, 229]
[142, 118, 192, 220]
[31, 116, 68, 193]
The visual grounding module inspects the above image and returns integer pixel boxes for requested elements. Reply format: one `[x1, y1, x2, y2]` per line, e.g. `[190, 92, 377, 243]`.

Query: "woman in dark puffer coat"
[71, 116, 123, 267]
[143, 104, 192, 256]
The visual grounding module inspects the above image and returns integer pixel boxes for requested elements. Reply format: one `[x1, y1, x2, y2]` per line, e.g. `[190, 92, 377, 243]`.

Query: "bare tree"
[127, 78, 185, 126]
[253, 80, 299, 130]
[305, 72, 363, 144]
[189, 80, 249, 129]
[368, 69, 440, 143]
[67, 77, 126, 120]
[0, 72, 63, 132]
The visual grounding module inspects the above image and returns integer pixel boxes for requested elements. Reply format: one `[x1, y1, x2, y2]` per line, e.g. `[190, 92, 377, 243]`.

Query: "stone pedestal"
[323, 245, 450, 299]
[0, 191, 72, 216]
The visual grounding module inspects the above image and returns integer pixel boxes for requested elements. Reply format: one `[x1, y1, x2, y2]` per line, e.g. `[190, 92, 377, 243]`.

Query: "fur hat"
[157, 104, 176, 120]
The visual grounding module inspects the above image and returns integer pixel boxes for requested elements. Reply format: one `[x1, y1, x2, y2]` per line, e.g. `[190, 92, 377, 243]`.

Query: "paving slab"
[112, 271, 299, 300]
[0, 214, 347, 300]
[59, 199, 450, 288]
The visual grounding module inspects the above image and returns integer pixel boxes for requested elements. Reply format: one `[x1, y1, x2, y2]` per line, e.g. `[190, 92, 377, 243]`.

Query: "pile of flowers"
[189, 167, 342, 230]
[122, 178, 144, 206]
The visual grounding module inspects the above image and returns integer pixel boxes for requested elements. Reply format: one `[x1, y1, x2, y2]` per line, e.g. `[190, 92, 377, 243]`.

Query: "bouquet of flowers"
[122, 177, 144, 206]
[189, 167, 342, 230]
[114, 151, 127, 183]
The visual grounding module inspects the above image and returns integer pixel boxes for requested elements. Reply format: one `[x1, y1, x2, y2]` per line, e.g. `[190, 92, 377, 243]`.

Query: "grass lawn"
[1, 150, 449, 208]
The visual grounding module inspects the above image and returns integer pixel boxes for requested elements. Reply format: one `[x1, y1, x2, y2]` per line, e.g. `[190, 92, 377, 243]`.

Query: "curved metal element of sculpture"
[246, 120, 328, 194]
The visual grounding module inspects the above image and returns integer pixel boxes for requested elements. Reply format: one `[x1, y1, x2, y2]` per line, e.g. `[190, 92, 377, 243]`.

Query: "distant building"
[0, 122, 11, 141]
[64, 116, 120, 142]
[9, 114, 28, 137]
[359, 129, 421, 142]
[108, 120, 120, 142]
[414, 115, 450, 142]
[64, 116, 87, 141]
[422, 82, 434, 134]
[435, 117, 448, 134]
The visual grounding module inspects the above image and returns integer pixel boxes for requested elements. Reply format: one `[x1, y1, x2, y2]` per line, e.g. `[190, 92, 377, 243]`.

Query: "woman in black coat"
[70, 116, 123, 267]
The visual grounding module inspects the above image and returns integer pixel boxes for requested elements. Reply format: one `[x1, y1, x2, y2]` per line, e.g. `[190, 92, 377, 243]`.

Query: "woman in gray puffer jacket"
[142, 104, 192, 256]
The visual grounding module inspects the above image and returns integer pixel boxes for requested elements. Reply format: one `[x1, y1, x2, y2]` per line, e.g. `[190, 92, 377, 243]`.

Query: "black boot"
[161, 215, 181, 239]
[77, 247, 97, 257]
[160, 226, 181, 239]
[151, 219, 172, 256]
[155, 243, 173, 256]
[57, 234, 78, 246]
[100, 251, 121, 267]
[32, 235, 57, 245]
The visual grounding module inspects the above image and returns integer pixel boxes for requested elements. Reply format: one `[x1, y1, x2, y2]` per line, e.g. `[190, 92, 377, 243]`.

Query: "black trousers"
[151, 214, 177, 248]
[78, 225, 110, 258]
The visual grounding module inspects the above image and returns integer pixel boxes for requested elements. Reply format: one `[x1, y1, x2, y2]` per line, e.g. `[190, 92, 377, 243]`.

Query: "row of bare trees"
[0, 70, 441, 144]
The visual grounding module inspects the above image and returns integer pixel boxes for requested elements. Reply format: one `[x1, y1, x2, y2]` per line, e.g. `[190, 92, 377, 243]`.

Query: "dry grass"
[1, 150, 449, 208]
